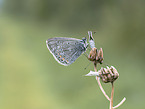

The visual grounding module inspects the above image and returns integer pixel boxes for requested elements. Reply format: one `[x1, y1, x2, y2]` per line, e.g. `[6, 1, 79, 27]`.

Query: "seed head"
[98, 66, 119, 83]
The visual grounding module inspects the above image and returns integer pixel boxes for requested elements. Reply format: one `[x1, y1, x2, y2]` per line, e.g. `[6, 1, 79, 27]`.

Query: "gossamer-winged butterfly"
[46, 37, 88, 66]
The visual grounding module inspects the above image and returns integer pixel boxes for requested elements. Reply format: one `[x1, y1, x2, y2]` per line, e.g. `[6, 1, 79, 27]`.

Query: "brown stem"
[110, 82, 114, 109]
[94, 63, 110, 101]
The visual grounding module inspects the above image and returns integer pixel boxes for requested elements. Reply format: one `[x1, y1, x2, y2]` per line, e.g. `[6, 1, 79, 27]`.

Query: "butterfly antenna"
[84, 61, 92, 70]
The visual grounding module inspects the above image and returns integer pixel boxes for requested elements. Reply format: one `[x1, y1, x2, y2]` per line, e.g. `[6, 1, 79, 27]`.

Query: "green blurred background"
[0, 0, 145, 109]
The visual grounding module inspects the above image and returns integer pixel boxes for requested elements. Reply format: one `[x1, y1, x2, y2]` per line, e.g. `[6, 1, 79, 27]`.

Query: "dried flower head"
[88, 48, 104, 64]
[88, 48, 98, 61]
[98, 66, 119, 83]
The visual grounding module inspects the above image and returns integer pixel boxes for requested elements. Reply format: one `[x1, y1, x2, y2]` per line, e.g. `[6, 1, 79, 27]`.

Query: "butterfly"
[46, 37, 88, 66]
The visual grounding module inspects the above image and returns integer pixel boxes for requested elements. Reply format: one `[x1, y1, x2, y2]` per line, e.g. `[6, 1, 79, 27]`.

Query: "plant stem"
[94, 63, 110, 101]
[110, 82, 114, 109]
[113, 97, 126, 109]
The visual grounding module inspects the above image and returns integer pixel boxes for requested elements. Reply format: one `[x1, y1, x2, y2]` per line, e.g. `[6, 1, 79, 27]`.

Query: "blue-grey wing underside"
[46, 37, 87, 66]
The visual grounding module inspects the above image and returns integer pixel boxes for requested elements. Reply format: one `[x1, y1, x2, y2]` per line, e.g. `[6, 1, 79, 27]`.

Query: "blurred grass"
[0, 0, 145, 109]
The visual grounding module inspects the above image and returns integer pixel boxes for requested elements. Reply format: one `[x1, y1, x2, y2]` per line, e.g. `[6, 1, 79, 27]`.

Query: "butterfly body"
[46, 37, 88, 66]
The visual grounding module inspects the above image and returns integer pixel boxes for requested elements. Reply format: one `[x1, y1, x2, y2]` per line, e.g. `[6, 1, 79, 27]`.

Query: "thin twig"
[113, 97, 126, 109]
[96, 76, 110, 101]
[94, 63, 110, 101]
[110, 82, 114, 109]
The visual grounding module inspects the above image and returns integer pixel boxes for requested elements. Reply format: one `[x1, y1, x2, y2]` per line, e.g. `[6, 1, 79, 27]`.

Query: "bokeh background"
[0, 0, 145, 109]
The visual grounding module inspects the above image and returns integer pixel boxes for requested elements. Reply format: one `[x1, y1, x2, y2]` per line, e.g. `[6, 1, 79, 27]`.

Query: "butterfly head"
[81, 37, 88, 49]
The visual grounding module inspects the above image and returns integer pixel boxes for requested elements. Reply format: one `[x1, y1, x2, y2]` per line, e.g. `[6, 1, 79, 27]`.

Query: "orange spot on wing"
[66, 60, 69, 63]
[57, 53, 62, 58]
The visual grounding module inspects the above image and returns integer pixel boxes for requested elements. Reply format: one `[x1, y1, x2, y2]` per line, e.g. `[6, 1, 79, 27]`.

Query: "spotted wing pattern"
[46, 37, 87, 66]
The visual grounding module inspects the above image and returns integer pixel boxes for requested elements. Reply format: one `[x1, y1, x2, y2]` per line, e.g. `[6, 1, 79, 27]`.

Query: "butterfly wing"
[46, 37, 87, 66]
